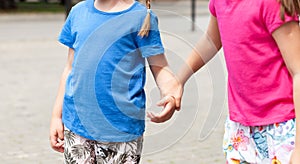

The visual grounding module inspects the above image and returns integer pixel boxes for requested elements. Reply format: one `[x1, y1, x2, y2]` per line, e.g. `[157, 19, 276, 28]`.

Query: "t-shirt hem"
[63, 119, 144, 142]
[141, 48, 165, 58]
[229, 113, 295, 126]
[268, 18, 299, 34]
[58, 38, 74, 49]
[208, 0, 216, 17]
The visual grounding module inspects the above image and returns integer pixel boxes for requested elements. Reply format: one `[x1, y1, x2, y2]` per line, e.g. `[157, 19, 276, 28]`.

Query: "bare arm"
[49, 48, 74, 153]
[147, 54, 181, 123]
[272, 21, 300, 164]
[177, 15, 222, 85]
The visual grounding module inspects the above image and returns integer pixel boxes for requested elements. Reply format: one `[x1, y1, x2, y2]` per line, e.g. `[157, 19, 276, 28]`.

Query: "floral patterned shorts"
[63, 127, 143, 164]
[223, 118, 295, 164]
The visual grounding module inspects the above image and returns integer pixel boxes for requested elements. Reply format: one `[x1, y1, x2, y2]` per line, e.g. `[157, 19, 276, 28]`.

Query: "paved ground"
[0, 1, 228, 163]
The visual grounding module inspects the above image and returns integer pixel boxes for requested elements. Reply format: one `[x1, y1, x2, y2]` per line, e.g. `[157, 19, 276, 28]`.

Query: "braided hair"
[138, 0, 151, 37]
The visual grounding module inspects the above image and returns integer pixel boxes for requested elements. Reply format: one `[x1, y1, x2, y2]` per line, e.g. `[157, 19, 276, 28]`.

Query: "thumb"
[58, 127, 64, 141]
[156, 96, 168, 107]
[175, 96, 182, 111]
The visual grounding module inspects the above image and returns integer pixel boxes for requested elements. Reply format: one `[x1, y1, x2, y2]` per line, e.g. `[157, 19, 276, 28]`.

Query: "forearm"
[153, 66, 175, 96]
[148, 54, 175, 96]
[52, 68, 70, 118]
[177, 33, 220, 85]
[294, 74, 300, 147]
[177, 15, 222, 85]
[52, 48, 74, 118]
[176, 46, 206, 85]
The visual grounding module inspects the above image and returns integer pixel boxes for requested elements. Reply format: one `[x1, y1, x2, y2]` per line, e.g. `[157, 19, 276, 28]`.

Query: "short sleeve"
[58, 8, 76, 48]
[262, 0, 299, 34]
[135, 12, 165, 58]
[209, 0, 216, 17]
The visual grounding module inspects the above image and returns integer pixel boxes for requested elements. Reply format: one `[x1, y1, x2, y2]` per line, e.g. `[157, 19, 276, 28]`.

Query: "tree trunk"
[0, 0, 17, 10]
[64, 0, 71, 18]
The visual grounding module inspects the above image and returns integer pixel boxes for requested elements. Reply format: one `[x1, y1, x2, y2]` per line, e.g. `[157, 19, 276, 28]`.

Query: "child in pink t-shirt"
[174, 0, 300, 163]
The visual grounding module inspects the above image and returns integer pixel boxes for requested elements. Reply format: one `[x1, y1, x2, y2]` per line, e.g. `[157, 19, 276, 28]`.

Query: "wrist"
[51, 110, 62, 119]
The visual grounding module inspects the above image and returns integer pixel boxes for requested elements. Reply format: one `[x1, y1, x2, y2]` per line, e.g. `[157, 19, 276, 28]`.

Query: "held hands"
[49, 117, 65, 153]
[147, 95, 176, 123]
[147, 77, 184, 123]
[146, 54, 184, 123]
[158, 76, 184, 111]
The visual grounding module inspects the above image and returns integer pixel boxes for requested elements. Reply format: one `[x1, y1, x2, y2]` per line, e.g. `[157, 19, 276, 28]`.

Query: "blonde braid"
[138, 0, 151, 37]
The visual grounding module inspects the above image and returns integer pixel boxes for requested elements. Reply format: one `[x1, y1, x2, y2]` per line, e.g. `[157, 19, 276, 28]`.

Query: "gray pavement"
[0, 1, 227, 163]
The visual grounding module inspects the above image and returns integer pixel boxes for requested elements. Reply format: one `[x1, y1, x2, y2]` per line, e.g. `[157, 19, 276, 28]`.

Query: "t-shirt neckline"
[90, 0, 138, 15]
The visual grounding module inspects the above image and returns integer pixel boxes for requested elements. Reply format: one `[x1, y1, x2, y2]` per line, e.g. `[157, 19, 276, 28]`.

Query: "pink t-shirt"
[209, 0, 299, 126]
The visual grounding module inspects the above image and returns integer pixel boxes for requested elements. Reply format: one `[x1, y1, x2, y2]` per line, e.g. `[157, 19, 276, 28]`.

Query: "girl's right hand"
[147, 95, 176, 123]
[49, 117, 65, 153]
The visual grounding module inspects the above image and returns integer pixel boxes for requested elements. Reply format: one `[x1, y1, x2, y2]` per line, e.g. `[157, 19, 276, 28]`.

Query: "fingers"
[149, 96, 176, 123]
[175, 96, 182, 111]
[50, 134, 64, 153]
[58, 126, 65, 140]
[156, 95, 175, 107]
[175, 86, 183, 111]
[49, 117, 65, 153]
[157, 95, 181, 111]
[50, 128, 65, 153]
[148, 103, 175, 123]
[156, 96, 168, 107]
[147, 110, 174, 123]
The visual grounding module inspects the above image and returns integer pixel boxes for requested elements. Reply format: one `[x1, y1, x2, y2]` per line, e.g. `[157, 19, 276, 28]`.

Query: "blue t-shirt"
[58, 0, 164, 142]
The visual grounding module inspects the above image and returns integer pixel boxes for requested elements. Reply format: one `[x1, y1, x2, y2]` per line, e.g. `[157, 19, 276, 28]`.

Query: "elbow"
[289, 66, 300, 79]
[63, 65, 72, 76]
[286, 63, 300, 79]
[293, 72, 300, 80]
[289, 67, 300, 84]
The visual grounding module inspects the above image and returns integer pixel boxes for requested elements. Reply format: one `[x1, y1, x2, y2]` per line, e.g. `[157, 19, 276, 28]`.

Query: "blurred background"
[0, 0, 228, 163]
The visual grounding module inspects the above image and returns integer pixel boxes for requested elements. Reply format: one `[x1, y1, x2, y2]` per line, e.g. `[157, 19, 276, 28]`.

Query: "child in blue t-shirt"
[49, 0, 182, 163]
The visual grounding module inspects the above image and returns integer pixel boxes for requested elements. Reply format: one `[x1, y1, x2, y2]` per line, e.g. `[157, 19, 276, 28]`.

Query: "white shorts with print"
[223, 118, 295, 164]
[63, 127, 143, 164]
